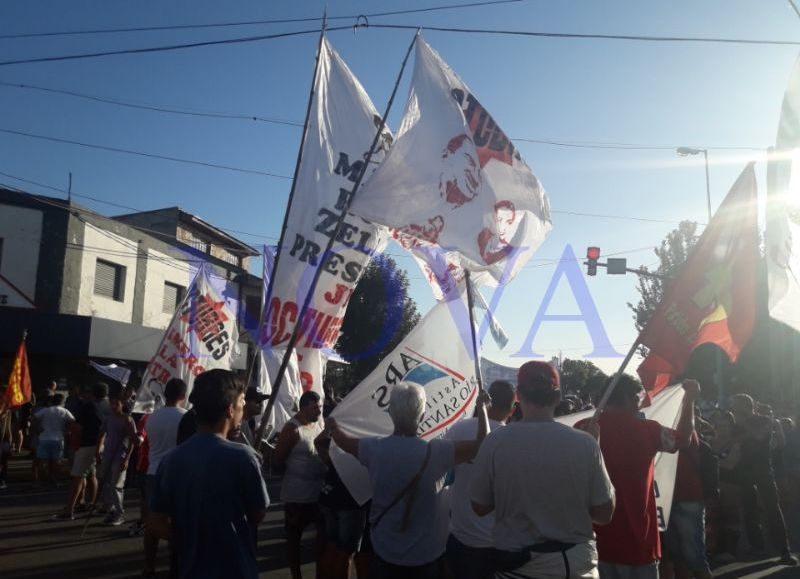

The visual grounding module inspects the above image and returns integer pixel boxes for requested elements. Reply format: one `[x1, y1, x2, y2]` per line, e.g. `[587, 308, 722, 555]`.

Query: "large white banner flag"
[330, 296, 480, 504]
[134, 266, 240, 413]
[559, 386, 685, 530]
[350, 37, 552, 301]
[261, 37, 391, 395]
[768, 54, 800, 333]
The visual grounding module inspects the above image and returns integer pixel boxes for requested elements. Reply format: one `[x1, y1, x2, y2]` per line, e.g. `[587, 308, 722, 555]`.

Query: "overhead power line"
[0, 1, 522, 39]
[2, 24, 800, 68]
[0, 127, 294, 179]
[0, 80, 768, 153]
[0, 26, 351, 67]
[359, 24, 800, 47]
[0, 81, 302, 126]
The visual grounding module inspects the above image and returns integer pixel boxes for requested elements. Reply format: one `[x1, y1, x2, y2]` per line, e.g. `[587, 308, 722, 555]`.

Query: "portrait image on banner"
[350, 37, 552, 301]
[134, 266, 239, 413]
[260, 37, 390, 394]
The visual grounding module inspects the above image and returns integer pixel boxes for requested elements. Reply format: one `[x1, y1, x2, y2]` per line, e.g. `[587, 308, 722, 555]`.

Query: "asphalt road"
[1, 453, 799, 578]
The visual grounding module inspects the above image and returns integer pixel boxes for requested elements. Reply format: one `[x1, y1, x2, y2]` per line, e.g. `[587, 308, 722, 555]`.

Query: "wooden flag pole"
[255, 31, 420, 452]
[244, 15, 328, 390]
[464, 271, 484, 392]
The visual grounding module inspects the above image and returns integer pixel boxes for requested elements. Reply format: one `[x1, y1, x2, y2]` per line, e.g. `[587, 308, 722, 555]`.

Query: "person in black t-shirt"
[52, 383, 109, 520]
[315, 432, 369, 579]
[732, 394, 797, 565]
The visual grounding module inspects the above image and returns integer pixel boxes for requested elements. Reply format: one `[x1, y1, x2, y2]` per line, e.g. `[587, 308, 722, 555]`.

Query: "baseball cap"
[245, 387, 270, 403]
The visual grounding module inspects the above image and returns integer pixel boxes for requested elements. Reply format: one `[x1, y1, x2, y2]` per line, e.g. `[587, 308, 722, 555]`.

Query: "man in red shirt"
[579, 375, 699, 579]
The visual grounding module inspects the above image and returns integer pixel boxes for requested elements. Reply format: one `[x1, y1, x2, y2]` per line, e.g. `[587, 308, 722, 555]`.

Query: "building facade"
[0, 188, 262, 390]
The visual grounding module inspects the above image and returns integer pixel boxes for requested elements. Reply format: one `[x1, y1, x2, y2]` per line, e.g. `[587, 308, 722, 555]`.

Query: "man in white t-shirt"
[471, 361, 616, 579]
[444, 380, 516, 579]
[142, 378, 187, 579]
[35, 393, 75, 484]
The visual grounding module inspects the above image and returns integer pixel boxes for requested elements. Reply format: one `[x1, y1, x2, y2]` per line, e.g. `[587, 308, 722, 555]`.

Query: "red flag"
[6, 333, 32, 408]
[637, 164, 759, 397]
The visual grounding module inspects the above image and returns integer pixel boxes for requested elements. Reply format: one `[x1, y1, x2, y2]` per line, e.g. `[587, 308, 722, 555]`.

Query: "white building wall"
[75, 226, 137, 322]
[141, 248, 193, 329]
[0, 203, 43, 302]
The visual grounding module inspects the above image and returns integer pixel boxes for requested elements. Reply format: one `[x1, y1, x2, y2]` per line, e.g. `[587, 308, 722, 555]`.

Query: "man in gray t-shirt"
[471, 361, 615, 579]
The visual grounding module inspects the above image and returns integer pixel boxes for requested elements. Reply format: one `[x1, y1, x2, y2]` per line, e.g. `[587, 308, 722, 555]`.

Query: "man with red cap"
[577, 374, 700, 579]
[470, 361, 616, 579]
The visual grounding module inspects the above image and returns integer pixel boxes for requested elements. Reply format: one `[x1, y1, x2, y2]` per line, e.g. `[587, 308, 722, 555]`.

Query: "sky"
[1, 0, 798, 375]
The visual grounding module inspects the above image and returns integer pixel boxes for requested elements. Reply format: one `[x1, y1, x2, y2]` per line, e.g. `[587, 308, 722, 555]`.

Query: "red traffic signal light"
[586, 246, 600, 276]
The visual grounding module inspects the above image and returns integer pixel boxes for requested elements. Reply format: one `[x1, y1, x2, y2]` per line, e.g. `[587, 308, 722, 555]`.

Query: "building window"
[163, 282, 185, 314]
[94, 259, 125, 301]
[0, 237, 4, 270]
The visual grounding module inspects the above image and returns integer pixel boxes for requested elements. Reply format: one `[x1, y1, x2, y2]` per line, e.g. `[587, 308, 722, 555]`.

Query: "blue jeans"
[663, 501, 710, 573]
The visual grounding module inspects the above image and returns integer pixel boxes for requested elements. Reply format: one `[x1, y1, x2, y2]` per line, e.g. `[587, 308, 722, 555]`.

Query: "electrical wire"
[357, 23, 800, 47]
[2, 23, 800, 68]
[0, 1, 522, 39]
[0, 81, 302, 126]
[0, 80, 767, 153]
[0, 127, 294, 179]
[0, 26, 352, 67]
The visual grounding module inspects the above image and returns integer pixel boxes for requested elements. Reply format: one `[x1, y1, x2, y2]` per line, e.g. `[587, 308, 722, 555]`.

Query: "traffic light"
[586, 246, 600, 276]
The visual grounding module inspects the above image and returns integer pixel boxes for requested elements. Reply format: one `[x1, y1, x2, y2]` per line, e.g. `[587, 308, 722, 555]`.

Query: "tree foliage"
[334, 255, 420, 393]
[559, 358, 608, 399]
[628, 220, 699, 353]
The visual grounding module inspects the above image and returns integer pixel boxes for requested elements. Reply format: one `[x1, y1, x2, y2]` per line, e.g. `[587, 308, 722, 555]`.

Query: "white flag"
[767, 54, 800, 333]
[89, 361, 131, 387]
[330, 296, 480, 504]
[560, 386, 685, 530]
[134, 266, 240, 413]
[259, 347, 303, 436]
[261, 37, 390, 395]
[351, 37, 552, 301]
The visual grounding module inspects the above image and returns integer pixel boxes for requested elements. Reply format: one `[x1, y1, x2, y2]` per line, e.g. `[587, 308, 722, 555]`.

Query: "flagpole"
[245, 14, 328, 390]
[256, 31, 419, 451]
[464, 270, 484, 392]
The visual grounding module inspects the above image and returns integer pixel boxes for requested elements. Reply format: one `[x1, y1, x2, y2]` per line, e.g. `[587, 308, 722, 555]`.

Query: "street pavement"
[1, 453, 800, 578]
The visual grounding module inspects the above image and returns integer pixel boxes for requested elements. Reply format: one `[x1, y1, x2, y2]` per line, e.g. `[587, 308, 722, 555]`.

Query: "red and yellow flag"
[6, 333, 31, 408]
[637, 164, 759, 397]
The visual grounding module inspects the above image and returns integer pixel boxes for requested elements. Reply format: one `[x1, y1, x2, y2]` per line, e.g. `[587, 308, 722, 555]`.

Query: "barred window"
[94, 259, 125, 301]
[163, 282, 185, 314]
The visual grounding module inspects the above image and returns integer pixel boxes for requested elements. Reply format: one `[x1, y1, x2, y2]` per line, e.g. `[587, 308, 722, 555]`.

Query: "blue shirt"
[151, 432, 270, 579]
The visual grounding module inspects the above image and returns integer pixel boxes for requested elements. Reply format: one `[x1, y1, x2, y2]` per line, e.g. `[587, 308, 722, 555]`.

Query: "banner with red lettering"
[350, 37, 552, 301]
[134, 266, 240, 413]
[260, 37, 390, 394]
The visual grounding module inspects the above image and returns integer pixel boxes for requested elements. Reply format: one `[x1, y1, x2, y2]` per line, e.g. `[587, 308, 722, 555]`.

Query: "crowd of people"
[0, 363, 798, 579]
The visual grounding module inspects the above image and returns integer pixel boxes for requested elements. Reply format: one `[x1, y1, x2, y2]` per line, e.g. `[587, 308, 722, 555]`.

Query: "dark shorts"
[370, 554, 443, 579]
[320, 505, 367, 553]
[284, 502, 323, 533]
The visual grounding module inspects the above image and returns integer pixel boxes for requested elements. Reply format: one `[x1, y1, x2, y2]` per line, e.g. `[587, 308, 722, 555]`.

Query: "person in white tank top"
[274, 391, 327, 579]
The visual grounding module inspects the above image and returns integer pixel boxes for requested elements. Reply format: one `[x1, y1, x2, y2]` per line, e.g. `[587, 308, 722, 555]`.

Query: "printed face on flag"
[261, 38, 390, 394]
[350, 37, 552, 301]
